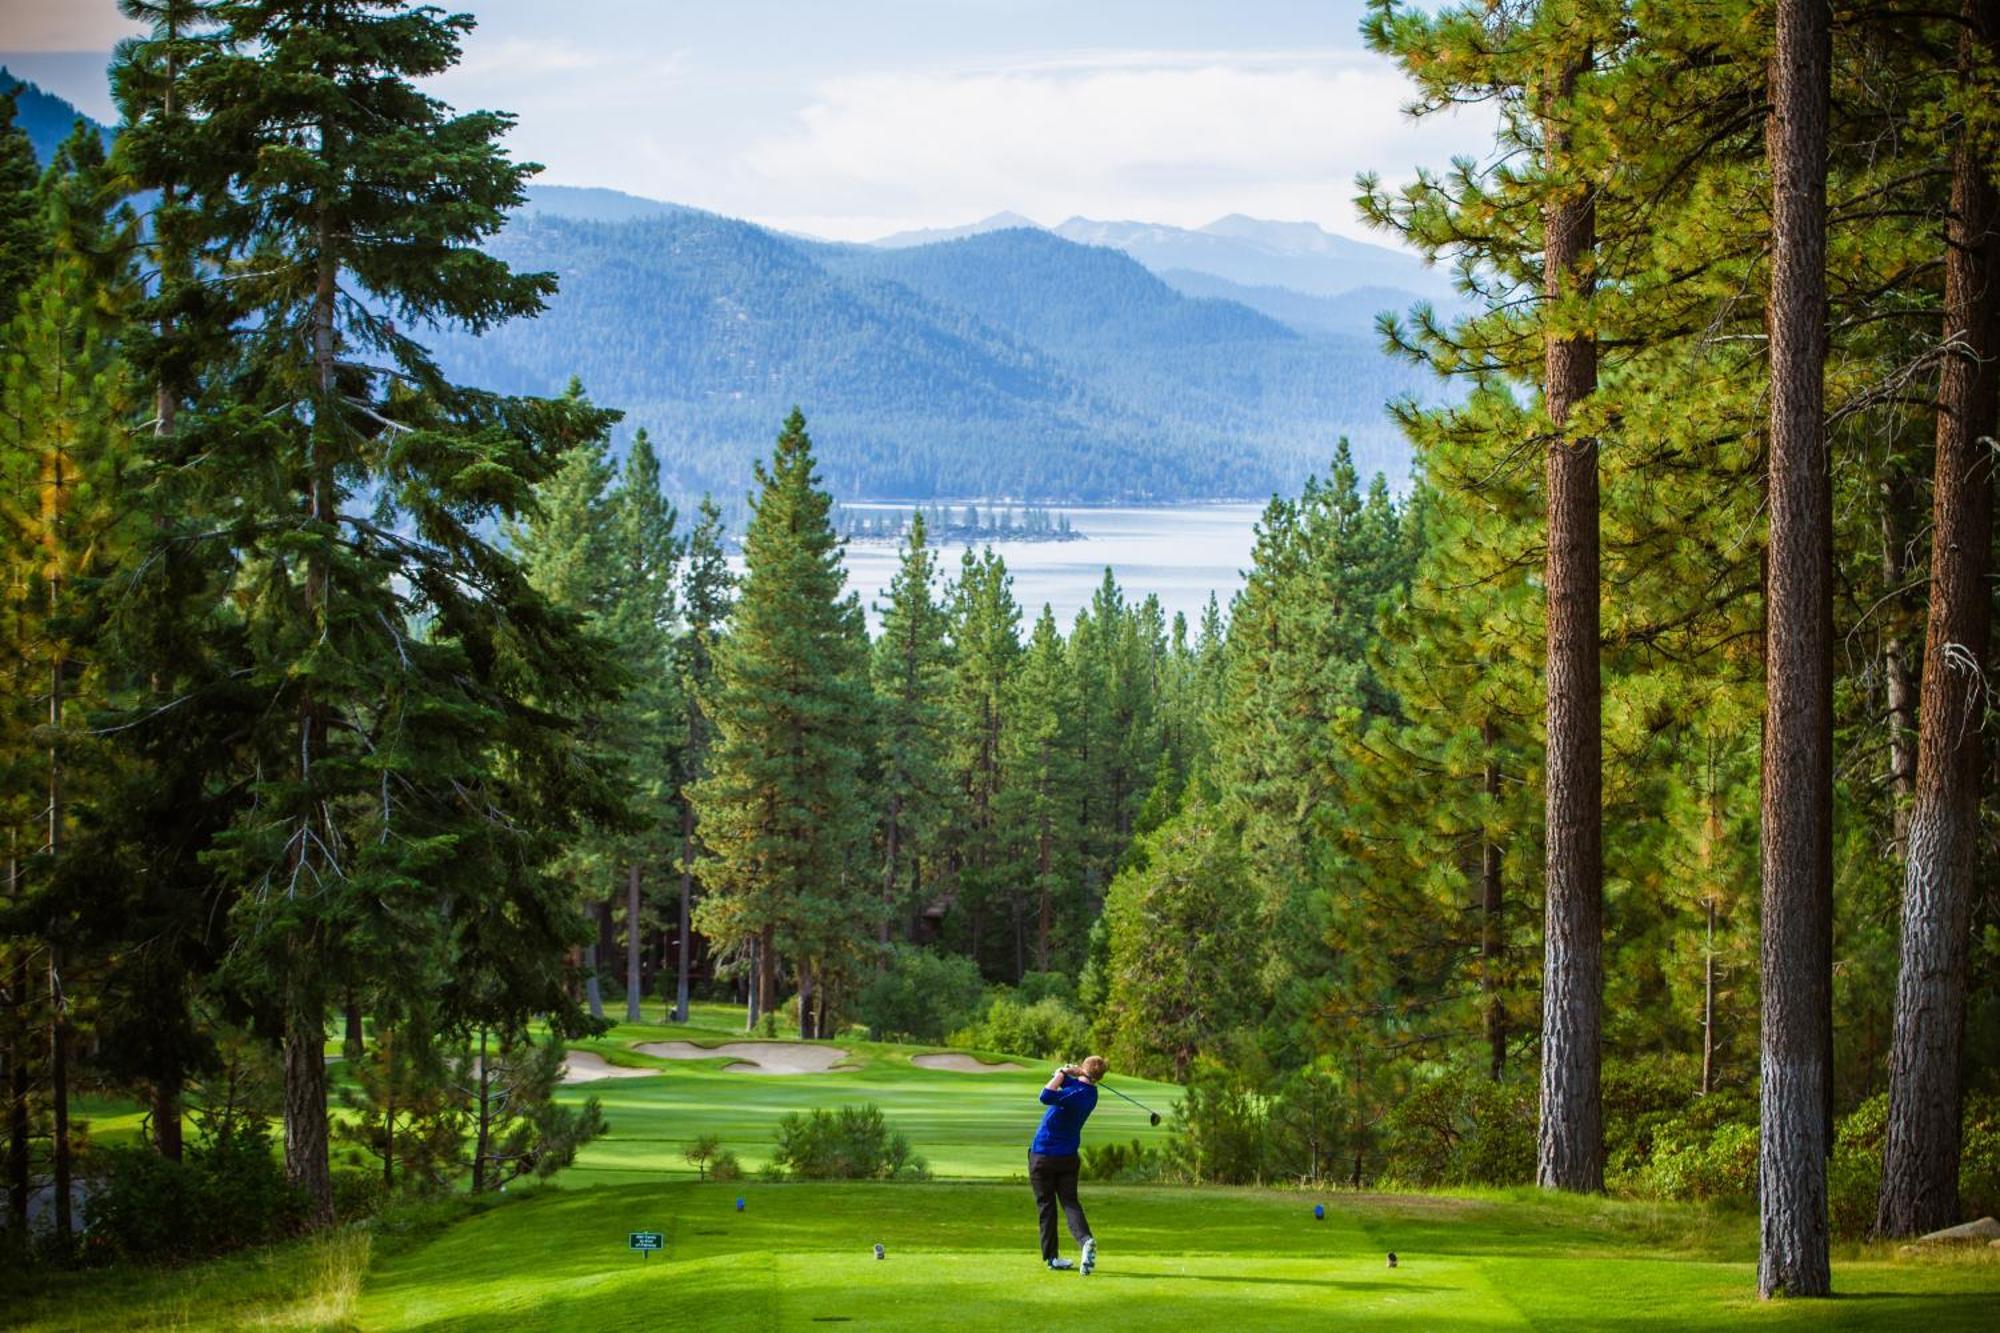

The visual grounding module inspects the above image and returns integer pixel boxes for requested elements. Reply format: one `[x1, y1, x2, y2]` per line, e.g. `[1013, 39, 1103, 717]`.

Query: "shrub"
[709, 1149, 744, 1182]
[856, 946, 987, 1043]
[771, 1104, 929, 1181]
[1377, 1066, 1536, 1188]
[1642, 1120, 1759, 1204]
[1170, 1067, 1267, 1185]
[1081, 1137, 1166, 1183]
[951, 995, 1089, 1063]
[684, 1134, 724, 1181]
[85, 1118, 300, 1262]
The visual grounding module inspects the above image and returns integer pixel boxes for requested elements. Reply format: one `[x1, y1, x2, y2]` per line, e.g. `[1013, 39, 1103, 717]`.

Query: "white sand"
[910, 1052, 1024, 1073]
[560, 1050, 661, 1084]
[635, 1040, 852, 1075]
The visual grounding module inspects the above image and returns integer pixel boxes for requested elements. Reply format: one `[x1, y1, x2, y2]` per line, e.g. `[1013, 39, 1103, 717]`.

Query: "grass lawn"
[551, 999, 1179, 1184]
[12, 1002, 1997, 1329]
[356, 1181, 2000, 1330]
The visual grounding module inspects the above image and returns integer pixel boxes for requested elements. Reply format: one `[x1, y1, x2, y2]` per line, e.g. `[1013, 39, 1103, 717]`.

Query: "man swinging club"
[1029, 1055, 1104, 1274]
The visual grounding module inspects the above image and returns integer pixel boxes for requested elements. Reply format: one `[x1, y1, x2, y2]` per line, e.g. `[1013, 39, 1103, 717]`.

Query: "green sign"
[629, 1231, 665, 1254]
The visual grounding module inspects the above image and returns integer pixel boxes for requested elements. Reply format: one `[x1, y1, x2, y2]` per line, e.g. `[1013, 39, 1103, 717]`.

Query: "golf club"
[1066, 1068, 1162, 1125]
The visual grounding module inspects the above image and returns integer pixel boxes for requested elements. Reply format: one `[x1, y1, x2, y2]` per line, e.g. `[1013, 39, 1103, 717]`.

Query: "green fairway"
[350, 1181, 1999, 1331]
[13, 1008, 1996, 1330]
[550, 1001, 1180, 1184]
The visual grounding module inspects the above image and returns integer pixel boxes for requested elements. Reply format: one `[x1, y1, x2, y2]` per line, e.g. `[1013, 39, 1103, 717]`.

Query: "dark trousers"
[1029, 1151, 1091, 1261]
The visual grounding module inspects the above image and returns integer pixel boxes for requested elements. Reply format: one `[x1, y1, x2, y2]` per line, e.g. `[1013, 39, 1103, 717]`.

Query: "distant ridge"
[872, 212, 1042, 249]
[0, 68, 115, 164]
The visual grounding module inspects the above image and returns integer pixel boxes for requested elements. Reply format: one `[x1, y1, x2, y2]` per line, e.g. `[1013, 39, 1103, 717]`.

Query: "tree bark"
[880, 796, 900, 948]
[49, 945, 70, 1240]
[1702, 897, 1717, 1098]
[1759, 0, 1835, 1297]
[1880, 470, 1920, 841]
[1537, 41, 1604, 1194]
[797, 960, 815, 1041]
[757, 924, 776, 1025]
[343, 992, 364, 1062]
[1877, 0, 2000, 1241]
[583, 937, 604, 1023]
[284, 989, 334, 1228]
[472, 1026, 491, 1193]
[1482, 719, 1506, 1082]
[676, 797, 694, 1024]
[154, 1074, 184, 1162]
[626, 864, 644, 1023]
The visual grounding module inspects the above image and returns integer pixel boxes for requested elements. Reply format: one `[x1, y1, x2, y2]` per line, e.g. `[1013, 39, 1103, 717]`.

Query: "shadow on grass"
[1109, 1271, 1446, 1294]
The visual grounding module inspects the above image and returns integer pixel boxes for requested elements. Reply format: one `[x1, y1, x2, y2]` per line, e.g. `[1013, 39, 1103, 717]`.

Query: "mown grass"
[350, 1180, 2000, 1331]
[15, 1004, 1997, 1329]
[550, 998, 1179, 1184]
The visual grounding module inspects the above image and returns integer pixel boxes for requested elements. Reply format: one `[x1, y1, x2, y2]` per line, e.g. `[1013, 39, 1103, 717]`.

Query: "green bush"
[1170, 1067, 1267, 1185]
[771, 1104, 929, 1181]
[1641, 1120, 1758, 1204]
[1824, 1091, 2000, 1236]
[709, 1149, 744, 1182]
[1378, 1066, 1536, 1188]
[856, 946, 988, 1043]
[85, 1120, 300, 1262]
[1081, 1137, 1166, 1183]
[951, 995, 1089, 1063]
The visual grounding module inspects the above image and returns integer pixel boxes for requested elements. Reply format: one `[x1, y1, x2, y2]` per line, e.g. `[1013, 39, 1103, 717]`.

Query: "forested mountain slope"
[429, 209, 1439, 500]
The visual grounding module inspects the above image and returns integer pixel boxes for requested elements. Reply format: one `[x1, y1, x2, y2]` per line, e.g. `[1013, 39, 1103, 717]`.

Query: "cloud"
[739, 53, 1491, 241]
[0, 2, 143, 52]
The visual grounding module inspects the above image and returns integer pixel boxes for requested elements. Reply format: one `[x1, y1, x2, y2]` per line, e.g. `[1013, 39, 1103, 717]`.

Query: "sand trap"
[560, 1051, 660, 1084]
[636, 1040, 851, 1075]
[911, 1052, 1024, 1073]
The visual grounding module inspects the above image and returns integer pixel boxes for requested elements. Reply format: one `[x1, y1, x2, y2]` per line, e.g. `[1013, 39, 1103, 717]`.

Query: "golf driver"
[1066, 1067, 1162, 1125]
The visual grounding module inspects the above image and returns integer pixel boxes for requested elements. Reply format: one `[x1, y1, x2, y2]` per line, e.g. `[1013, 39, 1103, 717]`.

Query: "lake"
[830, 501, 1267, 632]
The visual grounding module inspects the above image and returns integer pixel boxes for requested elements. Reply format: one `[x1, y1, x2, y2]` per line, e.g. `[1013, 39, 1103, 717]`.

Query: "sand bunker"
[911, 1052, 1024, 1073]
[636, 1040, 851, 1075]
[560, 1051, 661, 1084]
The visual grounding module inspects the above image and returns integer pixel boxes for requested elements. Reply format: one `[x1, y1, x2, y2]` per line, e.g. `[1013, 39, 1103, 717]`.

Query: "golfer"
[1030, 1055, 1103, 1274]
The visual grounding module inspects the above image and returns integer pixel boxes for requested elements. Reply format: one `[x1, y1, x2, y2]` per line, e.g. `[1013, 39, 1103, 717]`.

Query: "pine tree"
[943, 547, 1021, 974]
[174, 1, 620, 1225]
[871, 513, 951, 947]
[0, 121, 140, 1244]
[693, 410, 872, 1038]
[1878, 0, 2000, 1240]
[1002, 606, 1082, 973]
[602, 430, 683, 1023]
[674, 496, 731, 1024]
[0, 92, 41, 336]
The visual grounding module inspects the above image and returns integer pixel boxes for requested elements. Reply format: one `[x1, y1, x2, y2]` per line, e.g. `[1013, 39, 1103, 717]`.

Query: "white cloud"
[0, 2, 142, 52]
[738, 54, 1491, 241]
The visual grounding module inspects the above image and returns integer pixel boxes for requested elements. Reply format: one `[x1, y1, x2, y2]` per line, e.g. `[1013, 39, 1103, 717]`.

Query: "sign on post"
[629, 1230, 665, 1261]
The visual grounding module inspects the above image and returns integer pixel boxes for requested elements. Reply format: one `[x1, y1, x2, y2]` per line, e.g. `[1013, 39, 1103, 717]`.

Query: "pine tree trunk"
[284, 988, 334, 1228]
[1036, 820, 1053, 974]
[343, 992, 364, 1062]
[757, 924, 776, 1024]
[1759, 0, 1835, 1296]
[880, 798, 899, 948]
[1481, 720, 1506, 1082]
[154, 1074, 183, 1162]
[1702, 897, 1717, 1098]
[676, 798, 694, 1024]
[5, 836, 24, 1228]
[49, 944, 70, 1241]
[1537, 42, 1604, 1194]
[797, 961, 815, 1041]
[1877, 0, 2000, 1241]
[626, 864, 643, 1023]
[584, 938, 604, 1022]
[1880, 471, 1920, 843]
[472, 1026, 491, 1193]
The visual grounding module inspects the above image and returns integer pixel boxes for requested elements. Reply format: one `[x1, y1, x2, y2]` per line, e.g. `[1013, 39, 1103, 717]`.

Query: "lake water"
[836, 502, 1266, 632]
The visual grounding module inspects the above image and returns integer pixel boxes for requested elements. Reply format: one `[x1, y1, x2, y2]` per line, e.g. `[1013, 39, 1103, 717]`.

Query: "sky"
[0, 0, 1493, 243]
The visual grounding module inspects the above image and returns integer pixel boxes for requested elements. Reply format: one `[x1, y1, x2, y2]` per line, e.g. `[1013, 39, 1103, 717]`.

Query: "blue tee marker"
[1313, 1204, 1325, 1221]
[735, 1197, 746, 1212]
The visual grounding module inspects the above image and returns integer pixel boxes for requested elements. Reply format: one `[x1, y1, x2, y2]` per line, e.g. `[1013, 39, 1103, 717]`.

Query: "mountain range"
[0, 71, 1452, 503]
[455, 187, 1452, 501]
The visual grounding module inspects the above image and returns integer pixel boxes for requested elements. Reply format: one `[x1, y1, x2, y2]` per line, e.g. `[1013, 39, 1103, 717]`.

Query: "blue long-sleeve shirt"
[1030, 1078, 1098, 1156]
